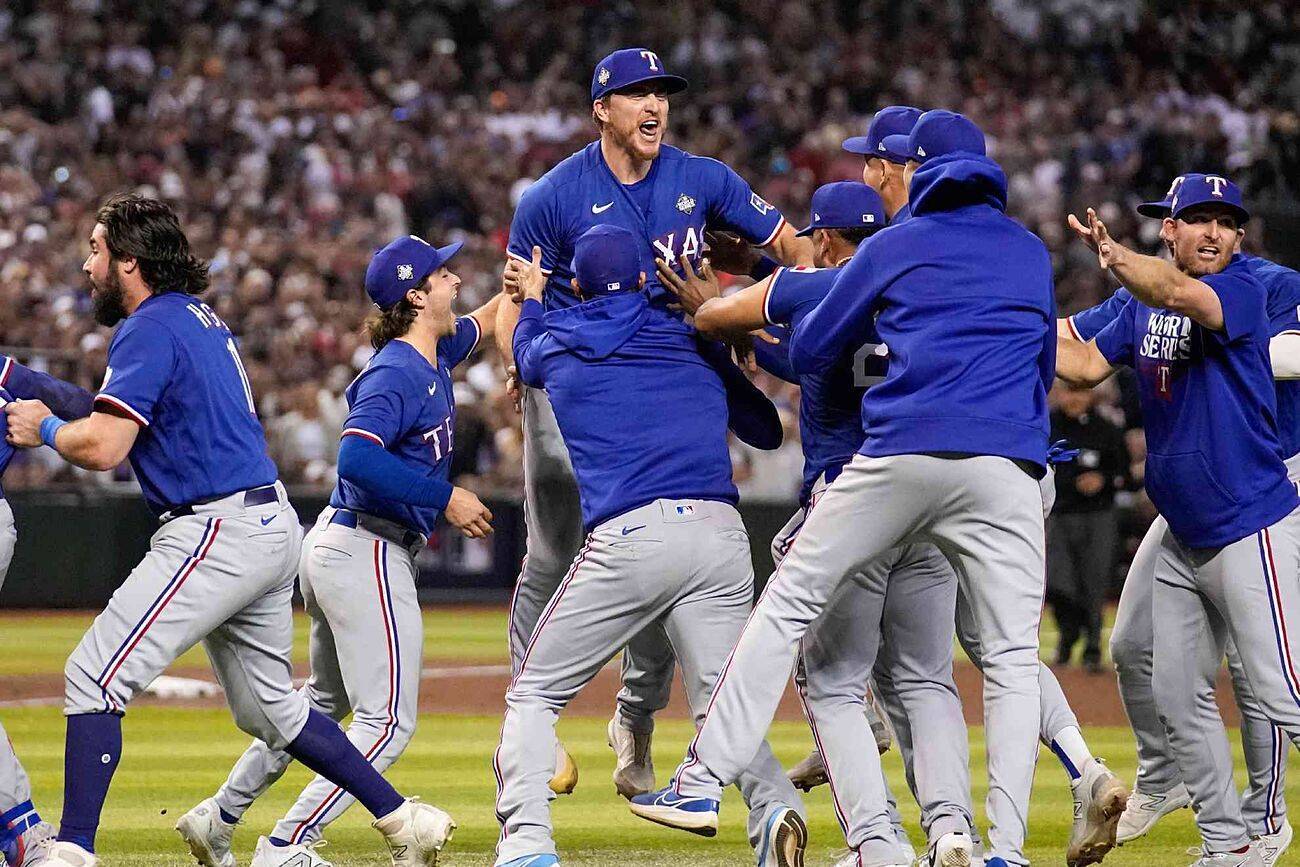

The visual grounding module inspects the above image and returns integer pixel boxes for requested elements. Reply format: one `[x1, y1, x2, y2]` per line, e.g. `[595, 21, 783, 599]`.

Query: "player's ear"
[592, 99, 609, 125]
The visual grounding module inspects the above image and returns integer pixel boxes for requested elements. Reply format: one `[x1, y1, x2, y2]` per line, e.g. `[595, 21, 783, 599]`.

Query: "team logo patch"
[396, 263, 414, 281]
[749, 192, 772, 215]
[676, 193, 696, 214]
[598, 67, 611, 86]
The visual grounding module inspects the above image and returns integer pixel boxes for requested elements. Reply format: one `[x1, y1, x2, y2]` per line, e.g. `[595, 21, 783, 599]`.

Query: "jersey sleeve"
[437, 315, 483, 370]
[341, 366, 420, 449]
[507, 179, 560, 276]
[1067, 288, 1132, 341]
[764, 268, 827, 327]
[703, 159, 786, 248]
[1265, 273, 1300, 337]
[96, 317, 177, 426]
[1204, 269, 1267, 344]
[0, 357, 94, 419]
[1092, 299, 1137, 367]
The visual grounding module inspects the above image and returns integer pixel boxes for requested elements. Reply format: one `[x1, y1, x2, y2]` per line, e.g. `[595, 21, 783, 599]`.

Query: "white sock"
[1051, 725, 1094, 781]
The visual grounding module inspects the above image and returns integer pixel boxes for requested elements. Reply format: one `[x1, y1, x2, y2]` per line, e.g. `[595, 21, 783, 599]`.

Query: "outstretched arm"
[1068, 208, 1224, 330]
[764, 221, 814, 268]
[4, 402, 138, 471]
[1, 358, 95, 420]
[1055, 337, 1116, 388]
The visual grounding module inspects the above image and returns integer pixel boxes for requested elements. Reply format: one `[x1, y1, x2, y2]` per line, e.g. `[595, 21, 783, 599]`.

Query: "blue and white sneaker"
[756, 806, 807, 867]
[984, 858, 1009, 867]
[498, 856, 560, 867]
[628, 787, 720, 837]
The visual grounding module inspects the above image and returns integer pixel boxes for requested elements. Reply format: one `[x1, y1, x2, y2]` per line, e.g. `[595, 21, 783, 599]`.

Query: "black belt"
[168, 485, 279, 518]
[329, 509, 424, 552]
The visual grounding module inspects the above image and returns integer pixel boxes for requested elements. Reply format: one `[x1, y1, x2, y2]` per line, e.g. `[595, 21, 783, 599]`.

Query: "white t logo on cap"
[640, 51, 660, 71]
[1206, 176, 1228, 197]
[1165, 176, 1186, 197]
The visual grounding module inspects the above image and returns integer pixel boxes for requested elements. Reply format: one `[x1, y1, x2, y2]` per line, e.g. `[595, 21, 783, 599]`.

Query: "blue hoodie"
[514, 294, 781, 531]
[790, 153, 1054, 468]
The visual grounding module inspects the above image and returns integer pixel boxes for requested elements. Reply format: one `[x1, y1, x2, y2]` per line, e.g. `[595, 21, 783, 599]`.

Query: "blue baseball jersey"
[1071, 254, 1300, 459]
[0, 388, 16, 492]
[331, 317, 481, 536]
[763, 265, 885, 503]
[97, 293, 278, 514]
[1094, 255, 1299, 547]
[508, 142, 786, 310]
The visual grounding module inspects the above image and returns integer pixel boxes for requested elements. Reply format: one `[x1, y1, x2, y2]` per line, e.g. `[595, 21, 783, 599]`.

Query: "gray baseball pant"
[781, 482, 972, 860]
[511, 387, 675, 734]
[1151, 505, 1300, 851]
[1113, 510, 1289, 834]
[674, 453, 1046, 867]
[212, 508, 423, 844]
[63, 485, 308, 749]
[0, 500, 34, 821]
[493, 499, 805, 864]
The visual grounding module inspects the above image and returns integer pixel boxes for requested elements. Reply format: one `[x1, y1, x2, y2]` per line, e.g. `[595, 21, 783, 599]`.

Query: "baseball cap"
[364, 235, 463, 310]
[842, 105, 923, 158]
[1136, 174, 1191, 218]
[1169, 174, 1250, 225]
[591, 48, 688, 102]
[900, 110, 986, 163]
[572, 224, 641, 295]
[796, 182, 887, 237]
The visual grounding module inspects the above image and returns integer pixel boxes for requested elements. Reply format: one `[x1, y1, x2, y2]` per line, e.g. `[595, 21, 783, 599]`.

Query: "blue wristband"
[39, 415, 67, 449]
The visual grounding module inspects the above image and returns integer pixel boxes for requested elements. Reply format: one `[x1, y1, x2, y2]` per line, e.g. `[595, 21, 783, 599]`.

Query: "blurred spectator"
[0, 0, 1297, 514]
[1047, 382, 1132, 672]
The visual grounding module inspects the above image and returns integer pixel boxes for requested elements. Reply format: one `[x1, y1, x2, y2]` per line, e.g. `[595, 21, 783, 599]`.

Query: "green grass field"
[0, 610, 1292, 866]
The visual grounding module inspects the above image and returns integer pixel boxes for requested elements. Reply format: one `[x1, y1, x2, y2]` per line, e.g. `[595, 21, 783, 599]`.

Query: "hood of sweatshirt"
[541, 291, 651, 361]
[909, 152, 1008, 216]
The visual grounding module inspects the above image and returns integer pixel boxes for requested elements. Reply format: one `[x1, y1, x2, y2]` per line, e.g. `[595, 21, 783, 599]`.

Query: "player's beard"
[91, 264, 129, 326]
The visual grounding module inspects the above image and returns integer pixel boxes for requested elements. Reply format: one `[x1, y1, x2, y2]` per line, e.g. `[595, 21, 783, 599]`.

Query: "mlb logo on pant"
[675, 505, 695, 516]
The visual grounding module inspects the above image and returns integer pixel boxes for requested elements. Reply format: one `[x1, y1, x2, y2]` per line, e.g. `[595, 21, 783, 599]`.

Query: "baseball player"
[633, 110, 1054, 867]
[1054, 177, 1300, 867]
[493, 226, 805, 867]
[1063, 175, 1299, 861]
[495, 46, 813, 798]
[0, 359, 94, 866]
[175, 237, 499, 867]
[667, 181, 976, 867]
[3, 195, 453, 867]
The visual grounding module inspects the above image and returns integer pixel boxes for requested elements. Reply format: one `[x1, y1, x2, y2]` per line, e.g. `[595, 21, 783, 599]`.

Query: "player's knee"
[1109, 625, 1146, 671]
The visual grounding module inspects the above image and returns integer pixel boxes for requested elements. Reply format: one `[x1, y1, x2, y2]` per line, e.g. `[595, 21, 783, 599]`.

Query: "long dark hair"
[365, 298, 418, 350]
[95, 194, 210, 296]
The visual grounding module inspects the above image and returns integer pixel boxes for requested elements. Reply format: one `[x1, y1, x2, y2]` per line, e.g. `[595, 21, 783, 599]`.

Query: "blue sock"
[218, 806, 239, 825]
[283, 710, 403, 819]
[57, 713, 122, 853]
[267, 836, 291, 847]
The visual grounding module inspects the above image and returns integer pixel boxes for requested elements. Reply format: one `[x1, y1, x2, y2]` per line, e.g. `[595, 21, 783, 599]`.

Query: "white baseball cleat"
[6, 821, 56, 867]
[1186, 842, 1266, 867]
[832, 850, 911, 867]
[925, 831, 974, 867]
[1068, 758, 1129, 865]
[23, 841, 98, 866]
[248, 837, 332, 867]
[547, 743, 578, 796]
[606, 717, 655, 799]
[175, 797, 237, 867]
[1259, 821, 1293, 866]
[1116, 782, 1191, 844]
[372, 797, 456, 866]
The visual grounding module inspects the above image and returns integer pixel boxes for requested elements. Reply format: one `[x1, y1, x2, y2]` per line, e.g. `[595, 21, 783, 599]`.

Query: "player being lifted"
[175, 236, 500, 867]
[495, 47, 812, 798]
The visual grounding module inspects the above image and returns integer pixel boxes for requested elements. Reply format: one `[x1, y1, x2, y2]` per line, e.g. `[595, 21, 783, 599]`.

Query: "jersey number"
[423, 417, 453, 461]
[226, 338, 257, 415]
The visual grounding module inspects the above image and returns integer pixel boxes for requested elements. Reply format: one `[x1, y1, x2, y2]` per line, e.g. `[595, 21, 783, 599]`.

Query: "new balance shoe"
[1116, 782, 1190, 844]
[925, 831, 974, 867]
[249, 837, 332, 866]
[628, 788, 719, 837]
[1068, 758, 1129, 866]
[2, 821, 54, 867]
[1259, 822, 1293, 866]
[372, 797, 456, 866]
[175, 798, 237, 867]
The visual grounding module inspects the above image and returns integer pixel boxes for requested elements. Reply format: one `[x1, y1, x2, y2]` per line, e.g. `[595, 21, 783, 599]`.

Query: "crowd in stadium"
[1, 0, 1297, 524]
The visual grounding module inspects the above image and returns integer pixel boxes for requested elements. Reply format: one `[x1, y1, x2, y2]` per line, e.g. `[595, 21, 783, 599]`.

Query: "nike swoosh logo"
[260, 515, 275, 526]
[621, 525, 646, 536]
[592, 202, 614, 214]
[428, 384, 437, 395]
